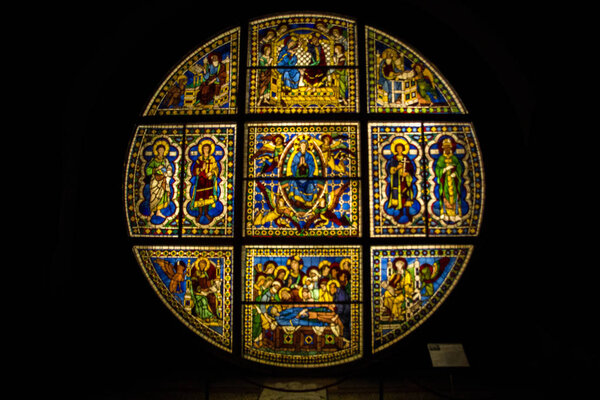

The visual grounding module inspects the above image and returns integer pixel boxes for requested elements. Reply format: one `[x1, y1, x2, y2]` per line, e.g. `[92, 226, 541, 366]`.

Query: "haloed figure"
[192, 142, 219, 223]
[435, 137, 463, 223]
[387, 137, 416, 222]
[146, 140, 173, 219]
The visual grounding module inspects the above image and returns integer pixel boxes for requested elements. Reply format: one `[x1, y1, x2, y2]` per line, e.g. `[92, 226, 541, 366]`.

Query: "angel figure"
[253, 181, 301, 230]
[154, 259, 187, 294]
[315, 133, 355, 175]
[250, 134, 286, 174]
[302, 181, 352, 232]
[411, 62, 446, 106]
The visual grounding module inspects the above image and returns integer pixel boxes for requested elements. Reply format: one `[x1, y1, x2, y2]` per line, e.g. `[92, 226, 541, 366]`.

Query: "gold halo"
[327, 279, 341, 289]
[152, 139, 171, 157]
[197, 139, 216, 156]
[192, 257, 211, 271]
[274, 265, 289, 281]
[390, 137, 410, 156]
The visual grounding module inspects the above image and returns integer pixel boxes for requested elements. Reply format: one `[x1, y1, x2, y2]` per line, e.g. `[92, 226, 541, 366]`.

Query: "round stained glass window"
[123, 12, 484, 368]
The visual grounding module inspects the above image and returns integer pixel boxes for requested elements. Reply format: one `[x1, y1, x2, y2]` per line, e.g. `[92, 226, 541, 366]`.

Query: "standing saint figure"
[387, 137, 416, 222]
[434, 137, 463, 223]
[145, 139, 173, 219]
[191, 141, 219, 223]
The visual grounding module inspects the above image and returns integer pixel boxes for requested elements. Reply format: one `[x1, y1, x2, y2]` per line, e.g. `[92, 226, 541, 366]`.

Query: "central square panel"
[244, 122, 361, 237]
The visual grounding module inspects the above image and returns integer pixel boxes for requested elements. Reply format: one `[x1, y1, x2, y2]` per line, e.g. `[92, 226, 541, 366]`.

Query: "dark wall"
[46, 0, 595, 396]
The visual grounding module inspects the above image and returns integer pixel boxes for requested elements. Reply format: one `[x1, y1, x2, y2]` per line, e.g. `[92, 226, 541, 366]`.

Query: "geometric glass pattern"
[143, 28, 240, 116]
[133, 246, 234, 352]
[242, 245, 362, 367]
[371, 245, 473, 352]
[124, 12, 483, 368]
[369, 122, 484, 237]
[244, 122, 360, 237]
[247, 14, 358, 114]
[366, 26, 466, 114]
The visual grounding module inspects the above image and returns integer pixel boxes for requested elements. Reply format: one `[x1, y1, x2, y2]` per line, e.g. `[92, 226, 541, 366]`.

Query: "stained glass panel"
[369, 122, 426, 237]
[125, 125, 184, 237]
[133, 246, 234, 352]
[371, 245, 473, 352]
[247, 14, 358, 113]
[366, 27, 465, 114]
[124, 14, 483, 368]
[144, 28, 239, 116]
[243, 245, 362, 367]
[424, 123, 484, 236]
[244, 122, 360, 237]
[182, 124, 236, 237]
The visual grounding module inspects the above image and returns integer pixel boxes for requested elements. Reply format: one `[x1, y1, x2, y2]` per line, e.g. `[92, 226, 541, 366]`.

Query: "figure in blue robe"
[287, 140, 321, 206]
[277, 37, 301, 90]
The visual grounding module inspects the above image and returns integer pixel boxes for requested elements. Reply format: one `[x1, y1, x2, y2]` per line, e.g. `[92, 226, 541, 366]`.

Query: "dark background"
[44, 0, 596, 397]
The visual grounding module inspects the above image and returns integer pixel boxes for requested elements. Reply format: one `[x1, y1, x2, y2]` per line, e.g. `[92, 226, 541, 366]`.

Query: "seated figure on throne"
[277, 35, 301, 91]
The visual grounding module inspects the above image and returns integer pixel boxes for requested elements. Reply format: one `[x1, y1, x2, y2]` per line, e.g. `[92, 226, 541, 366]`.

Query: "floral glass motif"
[144, 28, 239, 116]
[182, 125, 236, 237]
[371, 245, 472, 352]
[366, 27, 465, 114]
[247, 14, 358, 113]
[244, 122, 360, 237]
[369, 123, 426, 237]
[424, 123, 484, 236]
[243, 245, 362, 367]
[125, 125, 184, 237]
[133, 246, 234, 352]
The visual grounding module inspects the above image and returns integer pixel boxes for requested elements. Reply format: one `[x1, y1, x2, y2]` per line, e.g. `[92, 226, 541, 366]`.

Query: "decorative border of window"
[242, 245, 362, 367]
[365, 26, 466, 114]
[244, 122, 361, 237]
[143, 28, 240, 116]
[368, 122, 483, 237]
[370, 245, 473, 353]
[247, 14, 358, 114]
[133, 246, 234, 353]
[124, 124, 236, 238]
